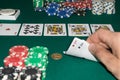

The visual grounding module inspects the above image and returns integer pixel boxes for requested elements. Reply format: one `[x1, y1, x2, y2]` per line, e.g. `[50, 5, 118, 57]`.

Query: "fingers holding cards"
[64, 37, 97, 61]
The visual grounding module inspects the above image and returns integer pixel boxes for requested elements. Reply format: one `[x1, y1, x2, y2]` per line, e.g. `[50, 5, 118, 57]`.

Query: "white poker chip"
[0, 9, 16, 16]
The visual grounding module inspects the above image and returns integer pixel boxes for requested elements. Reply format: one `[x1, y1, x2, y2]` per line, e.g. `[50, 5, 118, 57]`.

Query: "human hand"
[87, 29, 120, 79]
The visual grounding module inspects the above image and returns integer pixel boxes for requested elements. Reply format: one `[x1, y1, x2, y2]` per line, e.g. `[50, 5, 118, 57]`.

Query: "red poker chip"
[9, 45, 29, 58]
[4, 55, 25, 68]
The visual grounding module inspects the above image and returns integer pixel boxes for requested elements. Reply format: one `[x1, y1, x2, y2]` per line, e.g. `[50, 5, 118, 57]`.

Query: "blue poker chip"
[57, 8, 73, 18]
[46, 7, 57, 16]
[48, 2, 60, 9]
[35, 7, 45, 12]
[66, 7, 75, 15]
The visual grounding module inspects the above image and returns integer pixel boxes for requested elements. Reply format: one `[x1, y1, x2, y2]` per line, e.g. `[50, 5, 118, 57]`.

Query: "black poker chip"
[19, 66, 41, 80]
[75, 9, 86, 16]
[0, 65, 20, 80]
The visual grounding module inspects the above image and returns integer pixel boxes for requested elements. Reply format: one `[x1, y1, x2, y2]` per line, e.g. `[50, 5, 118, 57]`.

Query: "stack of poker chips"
[92, 0, 104, 15]
[0, 65, 20, 80]
[25, 46, 49, 80]
[4, 45, 29, 69]
[19, 66, 42, 80]
[33, 0, 44, 9]
[35, 0, 92, 18]
[0, 65, 42, 80]
[92, 0, 115, 15]
[2, 45, 49, 80]
[103, 0, 115, 14]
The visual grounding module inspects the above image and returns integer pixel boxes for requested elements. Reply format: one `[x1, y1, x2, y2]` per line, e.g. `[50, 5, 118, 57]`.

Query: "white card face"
[44, 24, 67, 36]
[19, 23, 43, 36]
[64, 37, 97, 61]
[68, 24, 91, 36]
[0, 23, 21, 36]
[90, 24, 114, 33]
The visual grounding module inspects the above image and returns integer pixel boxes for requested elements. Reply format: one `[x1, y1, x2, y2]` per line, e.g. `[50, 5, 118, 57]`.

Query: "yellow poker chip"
[0, 9, 16, 16]
[51, 53, 62, 60]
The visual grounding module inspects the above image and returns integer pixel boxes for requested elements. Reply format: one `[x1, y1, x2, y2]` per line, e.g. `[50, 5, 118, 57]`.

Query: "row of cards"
[0, 23, 114, 36]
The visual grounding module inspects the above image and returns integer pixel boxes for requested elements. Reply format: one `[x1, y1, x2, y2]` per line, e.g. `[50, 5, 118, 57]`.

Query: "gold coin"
[51, 53, 62, 60]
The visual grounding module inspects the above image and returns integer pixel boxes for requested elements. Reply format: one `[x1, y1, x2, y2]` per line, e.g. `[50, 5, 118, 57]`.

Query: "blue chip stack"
[57, 7, 74, 18]
[45, 2, 60, 16]
[45, 2, 75, 18]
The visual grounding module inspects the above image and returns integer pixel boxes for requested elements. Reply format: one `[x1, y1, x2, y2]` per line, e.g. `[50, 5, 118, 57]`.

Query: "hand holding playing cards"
[87, 29, 120, 80]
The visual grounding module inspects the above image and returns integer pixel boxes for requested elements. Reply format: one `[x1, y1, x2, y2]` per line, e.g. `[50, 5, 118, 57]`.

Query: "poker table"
[0, 0, 120, 80]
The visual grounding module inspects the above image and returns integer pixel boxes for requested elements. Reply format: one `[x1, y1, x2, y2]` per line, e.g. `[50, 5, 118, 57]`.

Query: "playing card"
[64, 37, 97, 61]
[44, 24, 67, 36]
[19, 23, 43, 36]
[0, 23, 21, 36]
[68, 24, 91, 36]
[90, 24, 114, 33]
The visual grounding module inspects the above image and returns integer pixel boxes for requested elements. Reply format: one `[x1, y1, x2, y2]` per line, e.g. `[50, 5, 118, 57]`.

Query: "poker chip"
[33, 0, 44, 8]
[86, 0, 92, 10]
[0, 9, 16, 16]
[25, 57, 48, 71]
[41, 70, 46, 80]
[0, 65, 20, 80]
[25, 46, 49, 71]
[9, 45, 29, 58]
[34, 0, 93, 18]
[35, 7, 45, 12]
[45, 2, 60, 16]
[103, 0, 115, 14]
[92, 0, 104, 15]
[48, 2, 60, 9]
[34, 0, 115, 17]
[51, 53, 62, 60]
[28, 46, 49, 56]
[19, 66, 41, 80]
[4, 55, 25, 68]
[75, 9, 86, 16]
[57, 8, 72, 18]
[46, 7, 57, 16]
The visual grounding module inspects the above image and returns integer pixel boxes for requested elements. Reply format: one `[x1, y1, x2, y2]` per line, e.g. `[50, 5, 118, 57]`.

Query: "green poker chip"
[29, 46, 49, 54]
[25, 57, 48, 70]
[33, 0, 44, 8]
[25, 46, 49, 80]
[28, 52, 48, 59]
[28, 46, 49, 60]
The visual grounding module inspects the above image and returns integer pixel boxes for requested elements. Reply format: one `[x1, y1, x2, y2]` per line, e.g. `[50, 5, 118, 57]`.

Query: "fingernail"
[89, 43, 96, 53]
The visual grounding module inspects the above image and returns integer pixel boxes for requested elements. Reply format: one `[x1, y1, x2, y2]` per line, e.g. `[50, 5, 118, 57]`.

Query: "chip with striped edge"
[9, 45, 29, 58]
[4, 55, 25, 69]
[0, 65, 20, 80]
[19, 66, 41, 80]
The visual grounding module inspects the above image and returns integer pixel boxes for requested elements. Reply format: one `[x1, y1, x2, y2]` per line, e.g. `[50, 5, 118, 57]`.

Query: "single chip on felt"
[51, 53, 62, 60]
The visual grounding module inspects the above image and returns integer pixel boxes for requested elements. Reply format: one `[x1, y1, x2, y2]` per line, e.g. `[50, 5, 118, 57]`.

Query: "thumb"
[88, 43, 119, 77]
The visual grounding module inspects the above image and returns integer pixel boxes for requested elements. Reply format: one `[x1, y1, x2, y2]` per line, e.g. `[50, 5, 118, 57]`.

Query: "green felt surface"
[0, 0, 120, 80]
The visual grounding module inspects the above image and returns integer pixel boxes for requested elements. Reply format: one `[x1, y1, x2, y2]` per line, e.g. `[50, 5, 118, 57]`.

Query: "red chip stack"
[63, 0, 92, 10]
[4, 55, 25, 68]
[4, 45, 29, 69]
[9, 45, 29, 58]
